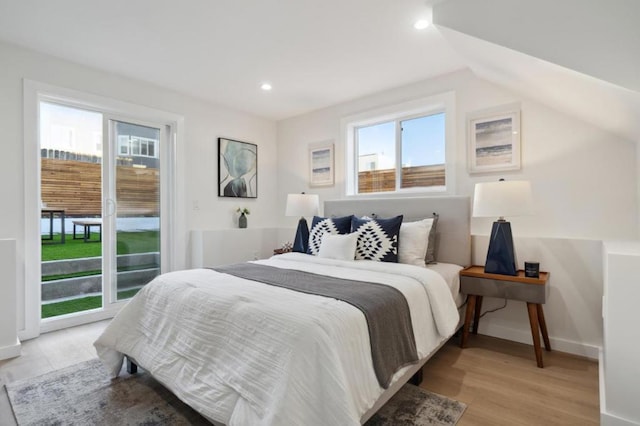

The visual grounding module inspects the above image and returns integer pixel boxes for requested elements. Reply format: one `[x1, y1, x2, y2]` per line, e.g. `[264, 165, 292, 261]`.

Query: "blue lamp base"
[484, 220, 517, 276]
[292, 217, 310, 253]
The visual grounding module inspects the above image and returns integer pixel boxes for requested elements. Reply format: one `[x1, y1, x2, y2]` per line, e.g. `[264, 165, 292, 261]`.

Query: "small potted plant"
[237, 207, 250, 228]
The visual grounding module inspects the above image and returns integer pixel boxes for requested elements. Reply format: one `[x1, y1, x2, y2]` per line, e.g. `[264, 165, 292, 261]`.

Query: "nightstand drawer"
[460, 276, 547, 303]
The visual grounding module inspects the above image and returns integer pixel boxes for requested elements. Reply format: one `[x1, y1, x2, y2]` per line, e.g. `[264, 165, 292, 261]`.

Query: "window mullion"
[354, 127, 360, 193]
[395, 120, 402, 191]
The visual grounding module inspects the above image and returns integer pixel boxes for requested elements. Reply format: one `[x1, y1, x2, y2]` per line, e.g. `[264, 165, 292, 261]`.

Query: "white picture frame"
[309, 143, 334, 187]
[468, 104, 521, 174]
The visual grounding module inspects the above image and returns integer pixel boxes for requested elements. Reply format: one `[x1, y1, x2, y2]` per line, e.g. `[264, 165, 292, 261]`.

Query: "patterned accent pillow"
[425, 213, 439, 264]
[351, 215, 403, 263]
[307, 215, 353, 255]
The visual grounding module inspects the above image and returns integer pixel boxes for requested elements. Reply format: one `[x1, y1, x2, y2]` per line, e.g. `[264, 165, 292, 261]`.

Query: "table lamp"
[473, 179, 533, 276]
[285, 193, 319, 253]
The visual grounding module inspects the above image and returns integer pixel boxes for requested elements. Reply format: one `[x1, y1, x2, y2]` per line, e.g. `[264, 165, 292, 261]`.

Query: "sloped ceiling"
[433, 0, 640, 142]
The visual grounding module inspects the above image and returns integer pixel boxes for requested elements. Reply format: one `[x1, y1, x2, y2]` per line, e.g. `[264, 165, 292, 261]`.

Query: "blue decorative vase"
[239, 213, 247, 229]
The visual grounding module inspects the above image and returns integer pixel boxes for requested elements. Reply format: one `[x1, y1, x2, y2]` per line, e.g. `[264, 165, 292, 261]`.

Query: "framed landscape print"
[309, 143, 334, 187]
[468, 104, 521, 173]
[218, 137, 257, 198]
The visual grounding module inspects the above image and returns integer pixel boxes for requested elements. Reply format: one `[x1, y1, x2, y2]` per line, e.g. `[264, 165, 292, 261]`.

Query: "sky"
[357, 112, 445, 169]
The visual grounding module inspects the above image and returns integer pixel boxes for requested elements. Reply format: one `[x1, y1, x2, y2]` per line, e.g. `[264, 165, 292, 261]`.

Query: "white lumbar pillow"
[318, 232, 358, 261]
[398, 218, 434, 266]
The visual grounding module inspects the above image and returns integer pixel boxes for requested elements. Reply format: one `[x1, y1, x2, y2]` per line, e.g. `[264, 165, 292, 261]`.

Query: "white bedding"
[425, 262, 465, 308]
[94, 253, 459, 426]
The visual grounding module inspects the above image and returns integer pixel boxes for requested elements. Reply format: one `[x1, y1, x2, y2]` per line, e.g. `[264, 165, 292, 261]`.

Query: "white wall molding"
[478, 322, 599, 360]
[0, 340, 21, 361]
[600, 242, 640, 425]
[191, 228, 282, 268]
[0, 239, 21, 360]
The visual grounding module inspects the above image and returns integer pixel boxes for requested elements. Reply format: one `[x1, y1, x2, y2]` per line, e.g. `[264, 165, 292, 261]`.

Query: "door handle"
[105, 198, 117, 217]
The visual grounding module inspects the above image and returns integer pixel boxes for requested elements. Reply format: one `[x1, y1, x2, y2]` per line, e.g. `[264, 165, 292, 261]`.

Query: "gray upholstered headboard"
[324, 196, 471, 267]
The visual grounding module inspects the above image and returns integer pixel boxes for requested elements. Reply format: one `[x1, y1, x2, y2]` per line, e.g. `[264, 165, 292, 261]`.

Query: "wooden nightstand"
[459, 265, 551, 368]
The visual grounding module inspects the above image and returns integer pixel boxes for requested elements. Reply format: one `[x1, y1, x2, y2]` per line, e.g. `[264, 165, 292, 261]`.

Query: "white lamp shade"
[285, 193, 319, 217]
[473, 180, 533, 218]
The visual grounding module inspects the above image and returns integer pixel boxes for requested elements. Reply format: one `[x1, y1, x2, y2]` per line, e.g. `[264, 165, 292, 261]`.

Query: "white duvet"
[94, 253, 459, 426]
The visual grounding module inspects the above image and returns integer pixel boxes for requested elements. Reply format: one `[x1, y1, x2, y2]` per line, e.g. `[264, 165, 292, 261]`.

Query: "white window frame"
[342, 92, 456, 197]
[23, 80, 184, 340]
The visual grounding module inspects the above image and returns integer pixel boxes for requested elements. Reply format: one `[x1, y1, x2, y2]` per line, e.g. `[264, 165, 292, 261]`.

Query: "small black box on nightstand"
[524, 261, 540, 278]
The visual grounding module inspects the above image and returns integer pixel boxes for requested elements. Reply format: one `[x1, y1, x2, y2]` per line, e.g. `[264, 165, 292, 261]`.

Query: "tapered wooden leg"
[472, 296, 483, 334]
[527, 303, 544, 368]
[461, 295, 477, 348]
[537, 304, 551, 351]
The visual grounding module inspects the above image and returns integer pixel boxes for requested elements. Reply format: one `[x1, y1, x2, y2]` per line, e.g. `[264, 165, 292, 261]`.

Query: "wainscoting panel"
[0, 239, 21, 360]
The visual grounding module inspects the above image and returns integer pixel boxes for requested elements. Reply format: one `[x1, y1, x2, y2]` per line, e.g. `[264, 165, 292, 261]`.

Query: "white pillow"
[398, 218, 434, 266]
[318, 232, 358, 261]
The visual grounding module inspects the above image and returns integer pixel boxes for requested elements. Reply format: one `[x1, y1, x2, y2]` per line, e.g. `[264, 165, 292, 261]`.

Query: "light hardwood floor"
[0, 321, 599, 425]
[421, 335, 600, 425]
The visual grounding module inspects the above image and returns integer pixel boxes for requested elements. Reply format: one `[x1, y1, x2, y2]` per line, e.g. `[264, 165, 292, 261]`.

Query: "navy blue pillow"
[351, 215, 403, 263]
[307, 215, 354, 255]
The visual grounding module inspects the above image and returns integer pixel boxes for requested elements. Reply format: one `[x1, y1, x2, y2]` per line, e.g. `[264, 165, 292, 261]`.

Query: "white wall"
[0, 41, 278, 337]
[276, 68, 639, 356]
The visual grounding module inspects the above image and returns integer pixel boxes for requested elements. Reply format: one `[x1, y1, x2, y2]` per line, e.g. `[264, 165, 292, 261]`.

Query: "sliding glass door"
[39, 103, 164, 321]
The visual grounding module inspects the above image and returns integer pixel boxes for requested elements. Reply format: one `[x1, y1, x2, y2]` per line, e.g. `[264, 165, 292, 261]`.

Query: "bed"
[94, 196, 470, 425]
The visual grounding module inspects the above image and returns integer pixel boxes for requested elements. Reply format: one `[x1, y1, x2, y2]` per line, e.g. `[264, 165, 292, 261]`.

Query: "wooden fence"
[358, 164, 445, 193]
[41, 158, 159, 217]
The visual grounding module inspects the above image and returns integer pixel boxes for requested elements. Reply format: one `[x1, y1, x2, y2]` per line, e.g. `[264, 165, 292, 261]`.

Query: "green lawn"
[41, 230, 159, 261]
[40, 230, 158, 318]
[41, 288, 141, 318]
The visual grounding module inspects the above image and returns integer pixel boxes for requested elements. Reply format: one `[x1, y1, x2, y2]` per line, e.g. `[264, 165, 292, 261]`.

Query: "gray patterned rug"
[6, 359, 466, 425]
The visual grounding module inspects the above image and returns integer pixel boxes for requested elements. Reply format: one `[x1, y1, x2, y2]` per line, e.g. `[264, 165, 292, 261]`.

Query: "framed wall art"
[309, 143, 334, 187]
[468, 104, 521, 173]
[218, 137, 257, 198]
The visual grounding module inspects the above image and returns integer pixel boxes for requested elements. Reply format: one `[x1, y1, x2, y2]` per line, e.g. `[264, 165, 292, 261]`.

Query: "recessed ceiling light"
[414, 19, 430, 30]
[260, 82, 272, 91]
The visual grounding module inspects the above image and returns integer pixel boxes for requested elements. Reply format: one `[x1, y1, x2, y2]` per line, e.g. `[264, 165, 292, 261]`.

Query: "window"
[345, 92, 454, 196]
[117, 135, 159, 158]
[118, 135, 129, 155]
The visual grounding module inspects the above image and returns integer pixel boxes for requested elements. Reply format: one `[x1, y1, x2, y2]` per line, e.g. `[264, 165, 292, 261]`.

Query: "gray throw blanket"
[212, 263, 418, 388]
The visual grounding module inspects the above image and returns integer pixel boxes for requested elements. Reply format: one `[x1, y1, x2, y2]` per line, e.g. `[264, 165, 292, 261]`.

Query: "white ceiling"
[2, 0, 638, 142]
[0, 0, 467, 120]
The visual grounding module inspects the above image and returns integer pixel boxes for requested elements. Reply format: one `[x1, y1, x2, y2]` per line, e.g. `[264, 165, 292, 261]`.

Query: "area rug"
[6, 359, 466, 425]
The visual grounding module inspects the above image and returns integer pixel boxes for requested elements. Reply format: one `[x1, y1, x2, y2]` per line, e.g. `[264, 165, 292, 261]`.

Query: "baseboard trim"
[478, 322, 600, 360]
[601, 411, 640, 426]
[0, 338, 21, 360]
